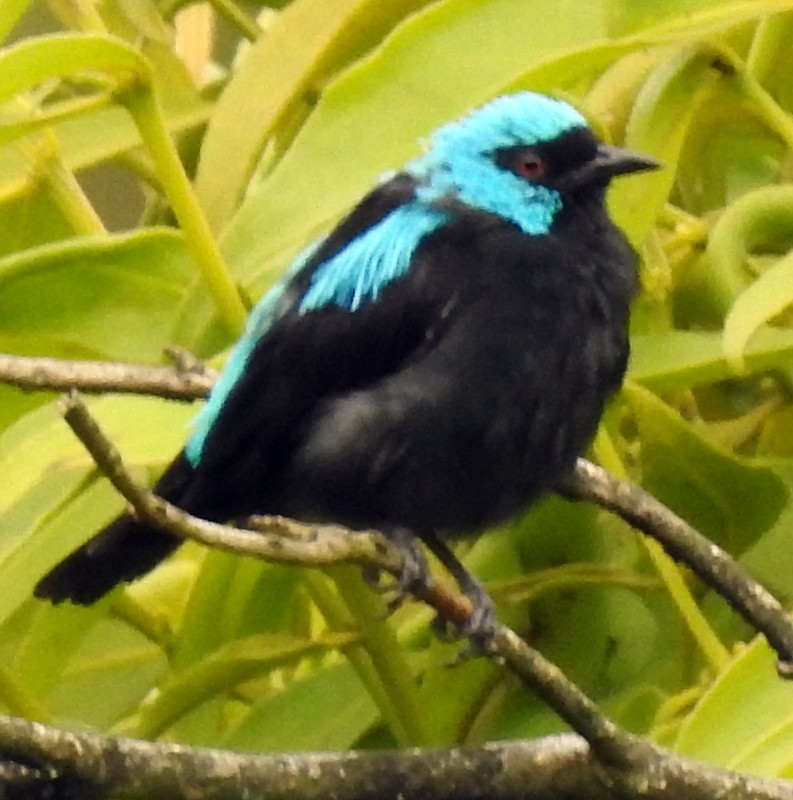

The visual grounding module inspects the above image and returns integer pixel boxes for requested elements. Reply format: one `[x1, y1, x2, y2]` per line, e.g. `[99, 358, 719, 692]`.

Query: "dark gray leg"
[420, 532, 498, 646]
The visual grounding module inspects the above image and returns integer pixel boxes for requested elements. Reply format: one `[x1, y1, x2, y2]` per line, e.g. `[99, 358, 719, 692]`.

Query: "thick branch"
[1, 714, 792, 800]
[0, 716, 793, 800]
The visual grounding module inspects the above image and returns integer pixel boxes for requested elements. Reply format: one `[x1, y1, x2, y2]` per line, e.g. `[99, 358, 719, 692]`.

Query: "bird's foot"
[431, 574, 499, 658]
[362, 529, 499, 657]
[362, 530, 431, 614]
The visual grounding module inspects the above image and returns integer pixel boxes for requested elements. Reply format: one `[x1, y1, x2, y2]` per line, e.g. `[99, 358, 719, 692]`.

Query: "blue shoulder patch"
[299, 202, 447, 312]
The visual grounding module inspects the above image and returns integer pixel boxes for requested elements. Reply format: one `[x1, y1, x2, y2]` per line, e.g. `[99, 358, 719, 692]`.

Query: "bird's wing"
[186, 173, 423, 466]
[183, 173, 452, 509]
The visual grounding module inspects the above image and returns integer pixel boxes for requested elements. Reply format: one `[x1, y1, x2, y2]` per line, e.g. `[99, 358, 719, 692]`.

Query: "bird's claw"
[362, 539, 431, 614]
[431, 577, 499, 657]
[363, 530, 499, 658]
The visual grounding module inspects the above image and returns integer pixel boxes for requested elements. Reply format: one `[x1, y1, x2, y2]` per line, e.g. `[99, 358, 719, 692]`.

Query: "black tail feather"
[34, 516, 182, 604]
[34, 452, 196, 605]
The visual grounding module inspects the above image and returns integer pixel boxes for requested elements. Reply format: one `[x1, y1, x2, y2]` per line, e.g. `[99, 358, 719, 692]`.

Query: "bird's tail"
[34, 452, 196, 605]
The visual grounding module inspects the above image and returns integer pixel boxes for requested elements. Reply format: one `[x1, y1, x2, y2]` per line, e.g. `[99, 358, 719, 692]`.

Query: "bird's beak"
[558, 144, 660, 189]
[593, 144, 661, 179]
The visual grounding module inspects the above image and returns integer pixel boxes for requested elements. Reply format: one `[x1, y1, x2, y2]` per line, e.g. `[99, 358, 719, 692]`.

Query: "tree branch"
[0, 353, 215, 400]
[1, 713, 792, 800]
[11, 347, 787, 674]
[561, 462, 793, 675]
[59, 390, 631, 759]
[2, 349, 792, 667]
[54, 392, 793, 797]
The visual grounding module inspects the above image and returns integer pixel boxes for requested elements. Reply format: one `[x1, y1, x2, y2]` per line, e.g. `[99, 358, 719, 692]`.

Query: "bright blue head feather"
[409, 92, 587, 235]
[426, 93, 586, 158]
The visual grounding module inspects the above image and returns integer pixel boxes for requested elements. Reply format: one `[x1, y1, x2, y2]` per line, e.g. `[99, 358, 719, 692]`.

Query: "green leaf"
[609, 47, 719, 244]
[629, 328, 793, 391]
[105, 0, 174, 44]
[705, 185, 793, 317]
[0, 471, 119, 625]
[608, 0, 793, 37]
[0, 34, 149, 104]
[46, 614, 167, 730]
[624, 383, 787, 554]
[674, 637, 793, 776]
[0, 0, 33, 45]
[196, 0, 437, 232]
[723, 251, 793, 370]
[675, 97, 785, 216]
[7, 597, 109, 704]
[133, 632, 355, 740]
[0, 395, 195, 623]
[0, 99, 210, 205]
[732, 458, 793, 605]
[0, 229, 199, 362]
[0, 183, 76, 259]
[221, 662, 378, 752]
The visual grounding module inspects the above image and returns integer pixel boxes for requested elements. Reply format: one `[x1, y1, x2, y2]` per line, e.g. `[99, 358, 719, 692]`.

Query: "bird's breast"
[280, 217, 636, 535]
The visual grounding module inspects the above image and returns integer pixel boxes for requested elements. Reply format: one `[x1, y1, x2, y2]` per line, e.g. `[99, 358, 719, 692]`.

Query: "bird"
[35, 91, 658, 638]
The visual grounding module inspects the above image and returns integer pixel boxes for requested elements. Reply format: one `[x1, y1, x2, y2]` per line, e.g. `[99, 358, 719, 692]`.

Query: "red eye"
[516, 157, 544, 179]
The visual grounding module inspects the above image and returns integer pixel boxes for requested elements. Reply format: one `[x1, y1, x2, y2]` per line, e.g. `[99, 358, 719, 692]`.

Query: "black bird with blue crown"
[36, 92, 658, 640]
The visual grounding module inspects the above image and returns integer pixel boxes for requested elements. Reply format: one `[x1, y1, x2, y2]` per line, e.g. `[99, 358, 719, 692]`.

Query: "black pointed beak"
[559, 144, 660, 189]
[594, 144, 661, 179]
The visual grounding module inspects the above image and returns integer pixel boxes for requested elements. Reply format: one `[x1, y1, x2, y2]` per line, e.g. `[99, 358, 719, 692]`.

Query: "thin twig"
[562, 461, 793, 675]
[0, 353, 215, 399]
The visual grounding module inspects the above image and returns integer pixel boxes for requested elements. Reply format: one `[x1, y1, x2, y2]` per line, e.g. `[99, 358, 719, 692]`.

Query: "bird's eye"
[515, 157, 545, 180]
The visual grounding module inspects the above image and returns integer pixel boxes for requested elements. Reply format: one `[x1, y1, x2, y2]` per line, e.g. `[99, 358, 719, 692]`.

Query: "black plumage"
[35, 93, 657, 635]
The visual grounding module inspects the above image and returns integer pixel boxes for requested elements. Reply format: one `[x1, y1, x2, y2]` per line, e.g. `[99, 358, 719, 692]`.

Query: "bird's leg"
[363, 527, 497, 649]
[421, 533, 498, 649]
[362, 526, 432, 613]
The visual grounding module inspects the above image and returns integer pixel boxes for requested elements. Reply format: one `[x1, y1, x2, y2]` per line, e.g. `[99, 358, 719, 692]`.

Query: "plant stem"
[709, 41, 793, 151]
[119, 83, 247, 336]
[0, 0, 32, 44]
[46, 0, 106, 32]
[31, 132, 106, 236]
[747, 14, 790, 84]
[305, 567, 430, 747]
[208, 0, 261, 41]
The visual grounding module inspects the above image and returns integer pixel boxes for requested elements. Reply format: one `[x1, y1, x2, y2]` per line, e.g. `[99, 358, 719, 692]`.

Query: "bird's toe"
[432, 575, 499, 656]
[363, 530, 431, 613]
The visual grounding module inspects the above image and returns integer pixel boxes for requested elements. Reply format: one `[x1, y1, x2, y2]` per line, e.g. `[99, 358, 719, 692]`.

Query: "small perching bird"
[36, 92, 658, 639]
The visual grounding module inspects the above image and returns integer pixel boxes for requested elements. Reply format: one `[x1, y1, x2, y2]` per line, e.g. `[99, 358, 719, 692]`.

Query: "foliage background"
[1, 0, 793, 777]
